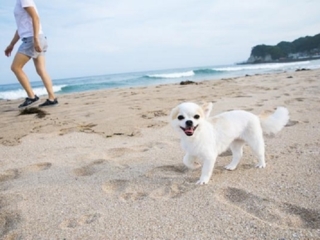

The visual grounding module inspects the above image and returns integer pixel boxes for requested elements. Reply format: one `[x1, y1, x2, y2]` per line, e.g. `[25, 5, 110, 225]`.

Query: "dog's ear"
[170, 106, 179, 120]
[201, 102, 213, 118]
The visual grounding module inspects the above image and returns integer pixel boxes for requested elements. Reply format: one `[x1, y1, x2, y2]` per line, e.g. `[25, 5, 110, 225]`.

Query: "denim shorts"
[18, 35, 48, 58]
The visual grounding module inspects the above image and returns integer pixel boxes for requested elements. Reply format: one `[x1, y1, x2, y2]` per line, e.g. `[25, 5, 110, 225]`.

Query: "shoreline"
[237, 56, 320, 65]
[1, 69, 320, 239]
[2, 59, 320, 101]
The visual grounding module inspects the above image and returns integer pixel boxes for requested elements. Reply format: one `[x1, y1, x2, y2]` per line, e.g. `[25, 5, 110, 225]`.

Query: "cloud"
[0, 0, 320, 84]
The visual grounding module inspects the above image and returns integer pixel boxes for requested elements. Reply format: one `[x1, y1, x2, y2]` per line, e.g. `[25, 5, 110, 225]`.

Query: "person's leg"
[33, 55, 55, 100]
[11, 53, 35, 98]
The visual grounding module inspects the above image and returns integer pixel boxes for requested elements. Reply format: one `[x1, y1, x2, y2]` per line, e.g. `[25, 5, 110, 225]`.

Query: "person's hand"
[34, 38, 42, 52]
[4, 44, 14, 57]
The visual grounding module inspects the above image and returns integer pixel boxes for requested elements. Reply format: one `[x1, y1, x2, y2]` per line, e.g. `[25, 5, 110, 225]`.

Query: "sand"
[0, 69, 319, 239]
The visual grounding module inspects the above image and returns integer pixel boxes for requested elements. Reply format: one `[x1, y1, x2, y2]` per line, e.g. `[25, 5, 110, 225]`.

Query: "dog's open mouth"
[180, 125, 198, 136]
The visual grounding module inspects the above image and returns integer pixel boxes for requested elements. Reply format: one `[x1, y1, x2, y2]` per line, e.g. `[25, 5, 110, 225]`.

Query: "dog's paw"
[196, 180, 207, 185]
[255, 163, 266, 168]
[224, 164, 237, 171]
[196, 178, 209, 185]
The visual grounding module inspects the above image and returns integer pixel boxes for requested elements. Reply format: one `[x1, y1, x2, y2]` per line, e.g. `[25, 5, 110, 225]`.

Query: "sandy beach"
[1, 69, 319, 239]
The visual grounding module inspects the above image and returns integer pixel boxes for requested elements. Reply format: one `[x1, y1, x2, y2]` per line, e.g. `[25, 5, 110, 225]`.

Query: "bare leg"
[11, 53, 35, 98]
[225, 140, 245, 170]
[33, 55, 55, 100]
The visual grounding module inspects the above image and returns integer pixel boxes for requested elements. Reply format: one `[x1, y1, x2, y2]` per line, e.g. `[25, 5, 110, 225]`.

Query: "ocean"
[1, 60, 320, 100]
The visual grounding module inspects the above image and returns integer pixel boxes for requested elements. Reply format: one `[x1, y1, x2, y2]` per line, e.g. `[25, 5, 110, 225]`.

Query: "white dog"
[170, 102, 289, 185]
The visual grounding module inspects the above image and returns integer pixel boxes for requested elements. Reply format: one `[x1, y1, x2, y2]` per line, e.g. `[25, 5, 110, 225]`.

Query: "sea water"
[1, 60, 320, 100]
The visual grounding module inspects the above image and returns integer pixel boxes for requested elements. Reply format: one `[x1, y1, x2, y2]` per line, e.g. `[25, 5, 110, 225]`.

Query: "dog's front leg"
[196, 155, 217, 185]
[183, 153, 200, 170]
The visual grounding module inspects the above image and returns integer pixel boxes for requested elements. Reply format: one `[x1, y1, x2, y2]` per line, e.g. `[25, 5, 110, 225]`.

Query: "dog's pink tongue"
[184, 127, 194, 134]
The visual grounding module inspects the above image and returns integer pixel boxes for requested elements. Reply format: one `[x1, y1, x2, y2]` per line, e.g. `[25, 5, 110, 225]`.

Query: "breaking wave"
[0, 85, 66, 100]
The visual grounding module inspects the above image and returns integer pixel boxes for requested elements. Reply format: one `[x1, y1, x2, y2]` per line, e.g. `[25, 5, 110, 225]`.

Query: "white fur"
[170, 102, 289, 185]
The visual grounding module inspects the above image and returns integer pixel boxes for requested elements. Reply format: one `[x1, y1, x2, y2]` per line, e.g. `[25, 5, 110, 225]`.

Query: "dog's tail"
[259, 107, 289, 135]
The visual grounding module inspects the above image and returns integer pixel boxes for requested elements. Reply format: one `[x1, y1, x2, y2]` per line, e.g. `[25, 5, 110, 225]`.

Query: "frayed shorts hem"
[17, 35, 48, 58]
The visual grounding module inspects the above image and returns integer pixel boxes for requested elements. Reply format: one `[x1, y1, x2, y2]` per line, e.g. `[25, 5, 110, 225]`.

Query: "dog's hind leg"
[183, 153, 200, 170]
[225, 140, 245, 170]
[247, 134, 266, 168]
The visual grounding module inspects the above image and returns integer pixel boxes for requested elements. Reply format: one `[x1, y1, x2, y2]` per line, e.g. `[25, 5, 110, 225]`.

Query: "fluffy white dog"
[170, 102, 289, 185]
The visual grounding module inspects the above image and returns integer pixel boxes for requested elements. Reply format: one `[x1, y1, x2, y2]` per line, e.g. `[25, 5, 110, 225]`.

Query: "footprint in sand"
[73, 159, 105, 177]
[220, 187, 320, 229]
[22, 162, 52, 173]
[145, 164, 188, 179]
[73, 159, 127, 177]
[101, 179, 148, 202]
[0, 211, 21, 238]
[0, 162, 52, 184]
[284, 97, 305, 104]
[101, 165, 196, 202]
[0, 193, 24, 238]
[143, 141, 172, 151]
[59, 213, 101, 229]
[107, 147, 135, 158]
[107, 142, 169, 157]
[149, 182, 195, 200]
[0, 169, 20, 183]
[0, 163, 51, 237]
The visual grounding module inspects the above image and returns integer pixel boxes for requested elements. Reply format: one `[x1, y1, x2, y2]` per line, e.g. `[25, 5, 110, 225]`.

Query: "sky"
[0, 0, 319, 84]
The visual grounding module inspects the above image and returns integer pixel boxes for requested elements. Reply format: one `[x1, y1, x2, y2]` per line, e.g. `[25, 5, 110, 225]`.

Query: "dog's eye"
[194, 115, 200, 119]
[177, 115, 185, 120]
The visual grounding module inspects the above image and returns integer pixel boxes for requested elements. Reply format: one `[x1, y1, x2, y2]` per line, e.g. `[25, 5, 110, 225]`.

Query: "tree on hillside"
[277, 41, 292, 55]
[249, 33, 320, 61]
[251, 45, 270, 58]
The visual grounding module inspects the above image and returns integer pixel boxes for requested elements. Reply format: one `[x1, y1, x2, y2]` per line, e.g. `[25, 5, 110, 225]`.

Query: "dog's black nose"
[186, 120, 193, 127]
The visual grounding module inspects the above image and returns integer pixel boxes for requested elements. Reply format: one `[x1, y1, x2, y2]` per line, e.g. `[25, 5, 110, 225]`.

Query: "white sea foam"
[0, 85, 66, 100]
[308, 63, 320, 69]
[147, 71, 195, 79]
[214, 61, 310, 72]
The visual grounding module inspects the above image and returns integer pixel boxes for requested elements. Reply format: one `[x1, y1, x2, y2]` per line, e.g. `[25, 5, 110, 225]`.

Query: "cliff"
[246, 33, 320, 64]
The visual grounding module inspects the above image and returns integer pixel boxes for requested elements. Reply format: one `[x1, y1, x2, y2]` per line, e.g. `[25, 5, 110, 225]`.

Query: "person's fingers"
[35, 46, 42, 52]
